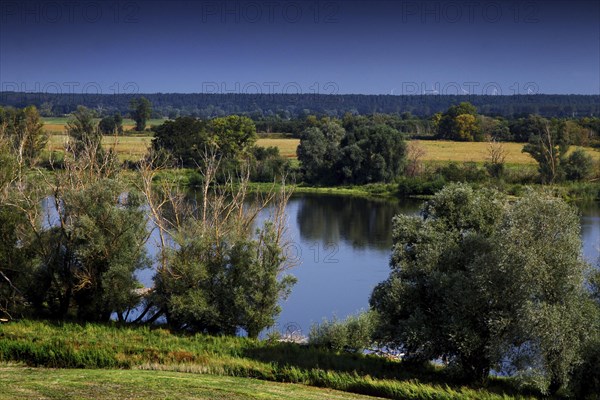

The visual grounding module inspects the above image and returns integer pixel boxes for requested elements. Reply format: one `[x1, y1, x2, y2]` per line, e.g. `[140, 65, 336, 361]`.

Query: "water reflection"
[275, 194, 600, 335]
[135, 193, 600, 334]
[295, 195, 421, 250]
[579, 202, 600, 266]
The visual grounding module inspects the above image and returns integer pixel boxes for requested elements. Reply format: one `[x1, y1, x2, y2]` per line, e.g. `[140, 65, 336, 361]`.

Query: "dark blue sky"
[1, 0, 599, 95]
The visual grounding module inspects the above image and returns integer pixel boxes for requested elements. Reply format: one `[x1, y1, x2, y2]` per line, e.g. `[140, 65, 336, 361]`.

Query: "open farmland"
[44, 134, 600, 165]
[47, 134, 152, 161]
[43, 115, 600, 165]
[256, 138, 301, 158]
[42, 117, 168, 133]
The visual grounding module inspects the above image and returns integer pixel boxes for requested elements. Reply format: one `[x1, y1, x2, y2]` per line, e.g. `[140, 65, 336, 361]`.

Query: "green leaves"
[371, 184, 594, 391]
[152, 116, 258, 168]
[129, 97, 152, 131]
[297, 119, 406, 185]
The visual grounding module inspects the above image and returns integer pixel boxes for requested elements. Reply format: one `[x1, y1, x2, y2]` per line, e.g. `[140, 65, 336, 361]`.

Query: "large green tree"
[0, 136, 35, 319]
[0, 106, 48, 167]
[142, 153, 295, 338]
[98, 113, 124, 135]
[296, 120, 344, 184]
[154, 221, 295, 337]
[29, 179, 149, 321]
[339, 124, 406, 184]
[371, 184, 595, 392]
[437, 102, 481, 141]
[129, 97, 153, 131]
[522, 118, 570, 183]
[152, 117, 208, 167]
[152, 116, 257, 167]
[66, 106, 102, 157]
[297, 118, 406, 185]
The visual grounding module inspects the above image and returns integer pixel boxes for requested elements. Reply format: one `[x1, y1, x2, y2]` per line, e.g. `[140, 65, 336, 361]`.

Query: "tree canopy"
[297, 118, 406, 185]
[371, 184, 596, 392]
[152, 116, 258, 167]
[130, 97, 153, 131]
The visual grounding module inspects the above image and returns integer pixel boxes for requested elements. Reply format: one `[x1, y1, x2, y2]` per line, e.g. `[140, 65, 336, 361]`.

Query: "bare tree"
[405, 141, 427, 177]
[485, 138, 507, 178]
[137, 146, 295, 329]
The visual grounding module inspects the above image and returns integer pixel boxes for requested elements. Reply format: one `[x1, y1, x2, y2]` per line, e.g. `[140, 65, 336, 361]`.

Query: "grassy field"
[43, 117, 167, 133]
[47, 134, 152, 161]
[256, 138, 301, 158]
[0, 320, 537, 400]
[0, 366, 381, 400]
[42, 116, 600, 166]
[417, 141, 534, 164]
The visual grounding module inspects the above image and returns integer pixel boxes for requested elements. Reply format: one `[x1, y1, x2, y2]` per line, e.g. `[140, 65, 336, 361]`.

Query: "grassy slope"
[0, 366, 382, 400]
[0, 320, 537, 400]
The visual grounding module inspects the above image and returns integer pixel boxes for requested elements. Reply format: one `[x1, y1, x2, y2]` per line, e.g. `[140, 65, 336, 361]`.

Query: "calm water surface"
[264, 195, 600, 335]
[139, 194, 600, 335]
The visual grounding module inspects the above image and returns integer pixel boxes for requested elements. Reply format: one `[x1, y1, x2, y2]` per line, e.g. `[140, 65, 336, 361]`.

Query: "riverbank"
[154, 168, 600, 203]
[0, 320, 539, 400]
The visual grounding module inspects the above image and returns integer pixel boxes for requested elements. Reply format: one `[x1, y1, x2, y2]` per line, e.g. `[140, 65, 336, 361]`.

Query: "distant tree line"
[1, 92, 598, 119]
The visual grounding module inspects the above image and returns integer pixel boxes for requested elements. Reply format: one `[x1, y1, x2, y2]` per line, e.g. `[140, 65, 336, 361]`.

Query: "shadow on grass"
[242, 342, 540, 399]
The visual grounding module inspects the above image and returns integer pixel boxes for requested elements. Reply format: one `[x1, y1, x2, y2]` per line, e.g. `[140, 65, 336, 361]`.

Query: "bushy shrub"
[436, 162, 488, 183]
[397, 176, 446, 197]
[250, 146, 290, 182]
[563, 148, 594, 181]
[308, 312, 376, 353]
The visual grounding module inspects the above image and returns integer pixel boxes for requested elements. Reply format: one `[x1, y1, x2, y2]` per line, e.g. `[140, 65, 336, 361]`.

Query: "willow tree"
[371, 184, 595, 393]
[139, 149, 296, 337]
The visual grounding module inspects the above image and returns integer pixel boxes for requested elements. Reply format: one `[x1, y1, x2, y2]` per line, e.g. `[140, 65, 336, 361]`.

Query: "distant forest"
[1, 92, 598, 119]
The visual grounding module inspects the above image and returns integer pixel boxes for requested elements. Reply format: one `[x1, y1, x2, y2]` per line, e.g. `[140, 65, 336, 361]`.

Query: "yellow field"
[418, 141, 535, 164]
[418, 141, 600, 165]
[256, 138, 300, 158]
[45, 123, 140, 134]
[48, 134, 152, 160]
[45, 132, 600, 166]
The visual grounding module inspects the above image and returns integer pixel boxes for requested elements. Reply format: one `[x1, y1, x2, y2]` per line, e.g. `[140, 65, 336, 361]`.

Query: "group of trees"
[297, 117, 407, 185]
[522, 117, 596, 183]
[98, 96, 151, 133]
[0, 106, 295, 337]
[434, 102, 600, 146]
[2, 92, 599, 119]
[152, 115, 291, 183]
[370, 184, 600, 395]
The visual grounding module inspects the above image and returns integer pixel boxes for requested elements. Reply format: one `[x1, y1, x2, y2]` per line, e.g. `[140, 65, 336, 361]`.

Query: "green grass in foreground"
[0, 365, 380, 400]
[0, 320, 538, 400]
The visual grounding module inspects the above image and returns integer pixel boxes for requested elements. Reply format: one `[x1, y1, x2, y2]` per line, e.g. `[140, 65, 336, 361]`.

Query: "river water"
[139, 194, 600, 336]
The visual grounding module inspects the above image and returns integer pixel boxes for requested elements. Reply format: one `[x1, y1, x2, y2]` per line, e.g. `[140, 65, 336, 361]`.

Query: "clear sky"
[1, 0, 599, 95]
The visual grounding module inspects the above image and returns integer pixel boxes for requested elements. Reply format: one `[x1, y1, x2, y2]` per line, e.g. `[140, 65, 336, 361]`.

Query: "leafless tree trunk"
[405, 141, 427, 177]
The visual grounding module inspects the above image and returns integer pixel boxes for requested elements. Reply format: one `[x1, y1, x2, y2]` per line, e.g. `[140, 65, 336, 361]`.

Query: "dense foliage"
[152, 115, 257, 167]
[129, 97, 153, 131]
[371, 184, 598, 393]
[435, 102, 481, 141]
[98, 113, 124, 135]
[297, 117, 407, 185]
[2, 92, 598, 119]
[0, 105, 47, 166]
[0, 113, 294, 335]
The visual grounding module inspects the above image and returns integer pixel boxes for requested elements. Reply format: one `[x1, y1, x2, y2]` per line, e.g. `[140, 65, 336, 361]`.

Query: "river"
[139, 193, 600, 336]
